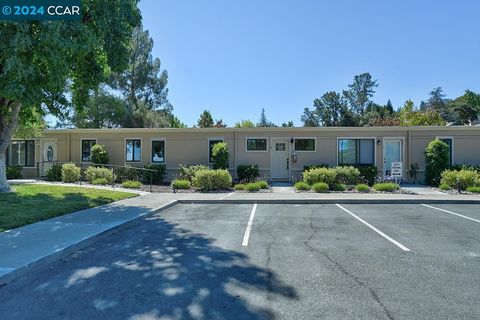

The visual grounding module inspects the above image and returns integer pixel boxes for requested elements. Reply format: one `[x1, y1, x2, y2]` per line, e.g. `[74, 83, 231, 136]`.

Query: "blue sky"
[139, 0, 480, 127]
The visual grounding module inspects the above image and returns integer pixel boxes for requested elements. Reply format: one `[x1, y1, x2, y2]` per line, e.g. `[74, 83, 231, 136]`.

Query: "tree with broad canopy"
[0, 0, 141, 192]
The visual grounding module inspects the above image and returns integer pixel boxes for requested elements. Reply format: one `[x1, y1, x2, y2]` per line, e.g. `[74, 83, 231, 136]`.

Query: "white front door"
[383, 139, 402, 176]
[41, 140, 58, 176]
[270, 138, 289, 180]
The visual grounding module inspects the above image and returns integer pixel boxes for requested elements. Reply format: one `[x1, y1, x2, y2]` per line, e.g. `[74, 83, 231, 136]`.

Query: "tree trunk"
[0, 151, 9, 192]
[0, 99, 22, 193]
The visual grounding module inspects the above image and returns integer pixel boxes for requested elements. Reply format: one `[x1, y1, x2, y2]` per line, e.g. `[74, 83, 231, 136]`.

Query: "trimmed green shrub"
[356, 165, 378, 186]
[192, 169, 232, 191]
[234, 183, 246, 191]
[450, 164, 480, 172]
[91, 144, 109, 165]
[143, 163, 166, 184]
[85, 166, 114, 184]
[212, 142, 229, 169]
[179, 164, 209, 181]
[294, 181, 310, 191]
[355, 184, 370, 193]
[256, 180, 268, 189]
[245, 182, 261, 192]
[171, 179, 191, 189]
[303, 164, 330, 171]
[46, 164, 62, 181]
[121, 180, 142, 189]
[61, 163, 81, 183]
[373, 182, 399, 192]
[312, 182, 329, 193]
[237, 164, 259, 182]
[91, 178, 108, 185]
[440, 169, 480, 191]
[303, 168, 336, 185]
[466, 186, 480, 193]
[439, 183, 451, 191]
[335, 166, 360, 185]
[331, 183, 347, 191]
[115, 166, 141, 182]
[425, 139, 450, 186]
[6, 166, 22, 179]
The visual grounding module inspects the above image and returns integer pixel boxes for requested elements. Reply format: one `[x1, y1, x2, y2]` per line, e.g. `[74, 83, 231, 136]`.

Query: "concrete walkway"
[400, 183, 445, 195]
[270, 181, 295, 193]
[0, 193, 182, 281]
[1, 190, 479, 283]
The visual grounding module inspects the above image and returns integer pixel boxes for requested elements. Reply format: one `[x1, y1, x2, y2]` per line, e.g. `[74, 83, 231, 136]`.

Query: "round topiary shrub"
[85, 166, 114, 184]
[46, 164, 62, 182]
[294, 181, 310, 191]
[245, 182, 261, 192]
[6, 165, 23, 180]
[303, 168, 336, 185]
[355, 184, 370, 193]
[90, 144, 110, 165]
[334, 166, 360, 185]
[212, 142, 229, 169]
[234, 183, 246, 191]
[425, 139, 450, 186]
[312, 182, 329, 193]
[121, 180, 142, 189]
[61, 163, 81, 183]
[466, 186, 480, 193]
[440, 169, 480, 191]
[92, 178, 108, 185]
[237, 164, 259, 182]
[331, 183, 347, 191]
[373, 182, 399, 192]
[256, 180, 269, 189]
[171, 179, 191, 190]
[192, 169, 232, 191]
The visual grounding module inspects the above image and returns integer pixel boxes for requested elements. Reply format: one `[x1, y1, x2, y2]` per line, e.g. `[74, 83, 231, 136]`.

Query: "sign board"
[391, 161, 403, 178]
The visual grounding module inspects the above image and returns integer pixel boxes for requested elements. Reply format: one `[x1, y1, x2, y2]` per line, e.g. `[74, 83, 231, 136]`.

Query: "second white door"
[270, 138, 289, 180]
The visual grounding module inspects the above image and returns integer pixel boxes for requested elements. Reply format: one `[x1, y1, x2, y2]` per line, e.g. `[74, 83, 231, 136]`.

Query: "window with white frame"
[81, 139, 96, 162]
[208, 139, 223, 163]
[6, 140, 35, 167]
[126, 139, 141, 162]
[246, 138, 267, 151]
[151, 140, 165, 163]
[294, 138, 315, 151]
[338, 139, 374, 165]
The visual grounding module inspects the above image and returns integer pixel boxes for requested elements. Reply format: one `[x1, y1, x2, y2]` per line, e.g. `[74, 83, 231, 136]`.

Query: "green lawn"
[0, 184, 137, 232]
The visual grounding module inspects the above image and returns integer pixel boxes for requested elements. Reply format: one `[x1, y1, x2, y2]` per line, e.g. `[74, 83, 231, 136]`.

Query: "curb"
[178, 199, 480, 205]
[0, 200, 178, 285]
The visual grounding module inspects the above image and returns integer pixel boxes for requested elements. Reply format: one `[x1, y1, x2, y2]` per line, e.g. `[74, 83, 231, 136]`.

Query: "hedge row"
[303, 164, 377, 186]
[440, 169, 480, 191]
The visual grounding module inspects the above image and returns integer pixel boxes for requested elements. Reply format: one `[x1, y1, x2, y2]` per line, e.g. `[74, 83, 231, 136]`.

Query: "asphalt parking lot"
[1, 202, 480, 320]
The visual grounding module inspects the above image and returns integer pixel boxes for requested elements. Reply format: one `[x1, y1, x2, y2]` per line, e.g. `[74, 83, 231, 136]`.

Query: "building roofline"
[43, 126, 480, 134]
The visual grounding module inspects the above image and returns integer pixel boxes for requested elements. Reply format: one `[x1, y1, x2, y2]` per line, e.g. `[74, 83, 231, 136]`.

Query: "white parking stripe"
[242, 204, 258, 247]
[219, 192, 234, 200]
[421, 204, 480, 224]
[335, 204, 411, 252]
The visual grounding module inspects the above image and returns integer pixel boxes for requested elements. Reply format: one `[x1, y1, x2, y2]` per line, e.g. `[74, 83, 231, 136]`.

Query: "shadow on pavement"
[0, 207, 297, 320]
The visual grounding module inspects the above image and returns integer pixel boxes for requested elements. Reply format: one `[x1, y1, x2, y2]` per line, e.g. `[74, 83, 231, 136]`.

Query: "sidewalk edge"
[0, 200, 178, 285]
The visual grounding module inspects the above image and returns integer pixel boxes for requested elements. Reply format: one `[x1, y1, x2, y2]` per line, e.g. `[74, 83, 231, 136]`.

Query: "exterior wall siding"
[13, 126, 480, 183]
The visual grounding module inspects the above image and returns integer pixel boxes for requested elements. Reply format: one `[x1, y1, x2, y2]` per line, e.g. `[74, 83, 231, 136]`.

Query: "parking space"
[1, 202, 480, 319]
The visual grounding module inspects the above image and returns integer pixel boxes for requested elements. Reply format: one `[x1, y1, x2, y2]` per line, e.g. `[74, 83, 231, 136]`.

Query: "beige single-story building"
[6, 126, 480, 183]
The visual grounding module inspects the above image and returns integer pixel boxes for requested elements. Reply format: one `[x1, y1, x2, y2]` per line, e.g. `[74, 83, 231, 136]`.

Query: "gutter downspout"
[233, 130, 237, 179]
[407, 129, 411, 182]
[68, 133, 71, 162]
